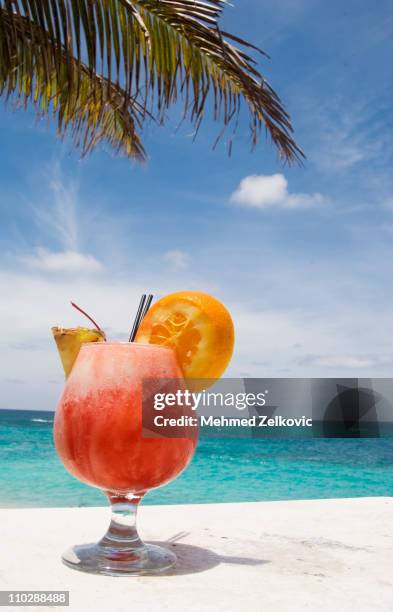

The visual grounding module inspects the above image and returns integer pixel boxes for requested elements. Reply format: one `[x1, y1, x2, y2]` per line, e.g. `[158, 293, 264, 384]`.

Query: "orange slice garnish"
[135, 291, 234, 387]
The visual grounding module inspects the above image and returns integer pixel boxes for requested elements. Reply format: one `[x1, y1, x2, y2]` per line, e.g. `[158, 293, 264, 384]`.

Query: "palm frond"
[0, 5, 146, 159]
[0, 1, 304, 162]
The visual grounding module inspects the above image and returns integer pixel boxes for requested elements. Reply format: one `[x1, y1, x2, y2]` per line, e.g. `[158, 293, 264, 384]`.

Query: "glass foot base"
[62, 542, 176, 576]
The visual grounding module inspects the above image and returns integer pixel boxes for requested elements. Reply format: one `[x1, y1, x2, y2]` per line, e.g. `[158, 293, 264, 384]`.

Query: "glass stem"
[99, 492, 144, 552]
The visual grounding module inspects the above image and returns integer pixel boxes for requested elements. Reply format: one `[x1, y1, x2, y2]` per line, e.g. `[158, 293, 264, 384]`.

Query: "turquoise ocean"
[1, 409, 393, 507]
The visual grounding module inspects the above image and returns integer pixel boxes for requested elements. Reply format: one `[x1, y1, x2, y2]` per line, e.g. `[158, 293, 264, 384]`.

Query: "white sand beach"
[0, 498, 392, 612]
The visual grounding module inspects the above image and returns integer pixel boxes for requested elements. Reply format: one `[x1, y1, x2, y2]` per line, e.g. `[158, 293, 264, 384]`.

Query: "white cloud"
[301, 355, 379, 369]
[164, 249, 189, 269]
[18, 166, 106, 276]
[31, 164, 79, 251]
[303, 96, 391, 174]
[227, 301, 393, 380]
[230, 174, 325, 210]
[20, 248, 103, 273]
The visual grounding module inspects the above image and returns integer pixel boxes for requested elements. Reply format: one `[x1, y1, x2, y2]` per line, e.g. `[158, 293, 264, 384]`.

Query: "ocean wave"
[31, 418, 53, 423]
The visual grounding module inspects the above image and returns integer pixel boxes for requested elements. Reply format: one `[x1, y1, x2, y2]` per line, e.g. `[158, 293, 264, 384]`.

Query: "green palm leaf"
[0, 1, 304, 162]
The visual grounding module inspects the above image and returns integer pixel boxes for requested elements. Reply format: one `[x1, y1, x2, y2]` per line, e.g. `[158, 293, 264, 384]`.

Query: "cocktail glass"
[54, 342, 197, 576]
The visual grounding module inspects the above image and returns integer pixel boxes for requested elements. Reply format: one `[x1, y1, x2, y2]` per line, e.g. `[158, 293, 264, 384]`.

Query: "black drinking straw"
[141, 294, 153, 321]
[129, 295, 146, 342]
[128, 293, 154, 342]
[128, 293, 153, 342]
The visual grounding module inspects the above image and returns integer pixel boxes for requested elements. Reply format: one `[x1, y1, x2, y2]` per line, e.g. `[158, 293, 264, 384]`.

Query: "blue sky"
[1, 0, 393, 409]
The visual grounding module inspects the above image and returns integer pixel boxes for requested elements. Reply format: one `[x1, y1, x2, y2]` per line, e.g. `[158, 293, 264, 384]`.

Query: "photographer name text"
[153, 415, 312, 428]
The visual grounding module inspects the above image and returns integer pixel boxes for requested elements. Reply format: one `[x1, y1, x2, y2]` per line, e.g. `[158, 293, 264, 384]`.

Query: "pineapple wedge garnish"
[52, 326, 106, 378]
